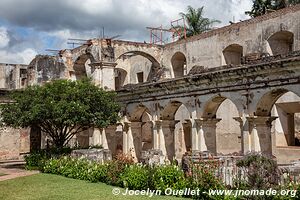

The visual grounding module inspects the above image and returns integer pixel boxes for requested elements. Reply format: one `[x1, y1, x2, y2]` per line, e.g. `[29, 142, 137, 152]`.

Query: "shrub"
[25, 147, 72, 170]
[104, 160, 127, 186]
[120, 164, 150, 190]
[150, 164, 187, 194]
[43, 157, 81, 178]
[86, 163, 107, 183]
[236, 153, 281, 190]
[24, 151, 47, 170]
[187, 159, 225, 200]
[102, 153, 135, 186]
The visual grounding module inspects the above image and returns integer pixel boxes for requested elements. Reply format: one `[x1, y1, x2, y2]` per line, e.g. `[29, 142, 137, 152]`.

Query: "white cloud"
[0, 48, 37, 64]
[0, 0, 254, 64]
[0, 27, 9, 48]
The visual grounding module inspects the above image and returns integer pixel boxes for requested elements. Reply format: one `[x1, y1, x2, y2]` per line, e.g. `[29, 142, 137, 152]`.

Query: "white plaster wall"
[216, 99, 241, 154]
[271, 92, 300, 146]
[162, 9, 300, 76]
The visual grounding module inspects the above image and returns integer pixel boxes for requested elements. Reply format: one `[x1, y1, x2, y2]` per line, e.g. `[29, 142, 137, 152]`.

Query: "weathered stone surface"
[140, 149, 164, 165]
[1, 5, 300, 165]
[71, 149, 112, 163]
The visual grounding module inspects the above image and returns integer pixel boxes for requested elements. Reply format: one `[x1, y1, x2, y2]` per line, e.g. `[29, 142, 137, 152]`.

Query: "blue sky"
[0, 0, 252, 64]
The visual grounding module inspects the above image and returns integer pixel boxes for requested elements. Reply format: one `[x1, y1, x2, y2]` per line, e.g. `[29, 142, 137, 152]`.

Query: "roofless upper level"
[12, 4, 300, 91]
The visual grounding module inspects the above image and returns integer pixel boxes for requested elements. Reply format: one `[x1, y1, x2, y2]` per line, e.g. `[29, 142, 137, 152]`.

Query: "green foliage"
[246, 0, 300, 18]
[188, 160, 226, 200]
[120, 164, 150, 190]
[150, 164, 187, 194]
[86, 162, 107, 183]
[43, 157, 91, 180]
[41, 156, 229, 198]
[27, 154, 300, 200]
[236, 153, 281, 190]
[0, 78, 120, 149]
[24, 147, 72, 170]
[24, 152, 47, 170]
[178, 6, 221, 37]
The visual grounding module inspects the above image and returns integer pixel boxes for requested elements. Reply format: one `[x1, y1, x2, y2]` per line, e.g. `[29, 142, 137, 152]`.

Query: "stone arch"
[117, 51, 160, 67]
[67, 44, 98, 81]
[255, 88, 292, 116]
[116, 51, 161, 83]
[271, 91, 300, 146]
[128, 104, 152, 122]
[202, 95, 241, 154]
[141, 111, 153, 151]
[174, 104, 192, 160]
[161, 101, 187, 120]
[257, 89, 300, 163]
[202, 96, 227, 118]
[222, 44, 243, 65]
[72, 54, 93, 80]
[160, 100, 190, 161]
[127, 104, 153, 161]
[114, 68, 127, 90]
[171, 52, 187, 78]
[267, 31, 294, 56]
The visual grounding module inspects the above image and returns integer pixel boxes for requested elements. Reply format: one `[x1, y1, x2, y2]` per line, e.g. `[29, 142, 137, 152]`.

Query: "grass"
[0, 173, 188, 200]
[0, 173, 6, 176]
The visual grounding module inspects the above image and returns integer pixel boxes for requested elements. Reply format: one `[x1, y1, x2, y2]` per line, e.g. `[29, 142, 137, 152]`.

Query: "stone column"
[194, 118, 221, 154]
[124, 122, 132, 155]
[287, 113, 295, 146]
[233, 116, 251, 155]
[92, 128, 101, 146]
[195, 119, 208, 152]
[90, 61, 117, 90]
[187, 119, 198, 151]
[128, 122, 142, 161]
[100, 128, 108, 149]
[161, 120, 178, 160]
[155, 120, 165, 156]
[122, 124, 128, 154]
[247, 116, 277, 155]
[151, 121, 159, 150]
[90, 65, 101, 86]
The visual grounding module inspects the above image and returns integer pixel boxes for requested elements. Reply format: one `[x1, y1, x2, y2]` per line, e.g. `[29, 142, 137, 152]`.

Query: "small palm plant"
[178, 6, 221, 38]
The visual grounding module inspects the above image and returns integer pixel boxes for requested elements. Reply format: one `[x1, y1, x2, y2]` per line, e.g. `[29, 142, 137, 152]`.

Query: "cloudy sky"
[0, 0, 252, 64]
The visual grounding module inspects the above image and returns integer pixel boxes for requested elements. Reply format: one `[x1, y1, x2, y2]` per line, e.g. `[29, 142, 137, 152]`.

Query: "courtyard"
[1, 0, 300, 200]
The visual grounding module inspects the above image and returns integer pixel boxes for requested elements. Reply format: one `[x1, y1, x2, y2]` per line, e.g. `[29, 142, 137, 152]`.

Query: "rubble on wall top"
[120, 50, 300, 92]
[166, 4, 300, 46]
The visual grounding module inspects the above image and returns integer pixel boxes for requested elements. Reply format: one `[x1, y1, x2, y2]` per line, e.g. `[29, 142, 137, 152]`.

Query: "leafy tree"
[246, 0, 300, 17]
[0, 79, 120, 149]
[288, 0, 300, 5]
[178, 6, 221, 37]
[245, 0, 274, 17]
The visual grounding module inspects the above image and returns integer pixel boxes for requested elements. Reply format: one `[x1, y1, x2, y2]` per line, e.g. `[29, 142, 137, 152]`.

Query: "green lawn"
[0, 174, 188, 200]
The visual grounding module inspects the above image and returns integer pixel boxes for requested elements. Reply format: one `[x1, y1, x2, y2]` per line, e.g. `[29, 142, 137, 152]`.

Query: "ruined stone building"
[1, 5, 300, 165]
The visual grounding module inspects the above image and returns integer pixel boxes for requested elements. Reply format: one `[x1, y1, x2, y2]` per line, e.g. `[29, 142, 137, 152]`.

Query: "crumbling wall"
[0, 127, 30, 160]
[0, 63, 28, 89]
[27, 55, 66, 86]
[162, 5, 300, 75]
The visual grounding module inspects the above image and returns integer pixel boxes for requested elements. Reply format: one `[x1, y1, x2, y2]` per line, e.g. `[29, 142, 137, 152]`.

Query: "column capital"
[233, 117, 242, 123]
[194, 117, 221, 127]
[124, 122, 131, 131]
[89, 61, 117, 69]
[247, 116, 277, 127]
[131, 121, 143, 128]
[161, 120, 180, 128]
[154, 120, 163, 126]
[105, 125, 117, 131]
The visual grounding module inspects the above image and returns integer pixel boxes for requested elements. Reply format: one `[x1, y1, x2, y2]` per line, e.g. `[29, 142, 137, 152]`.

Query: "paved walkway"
[0, 160, 39, 181]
